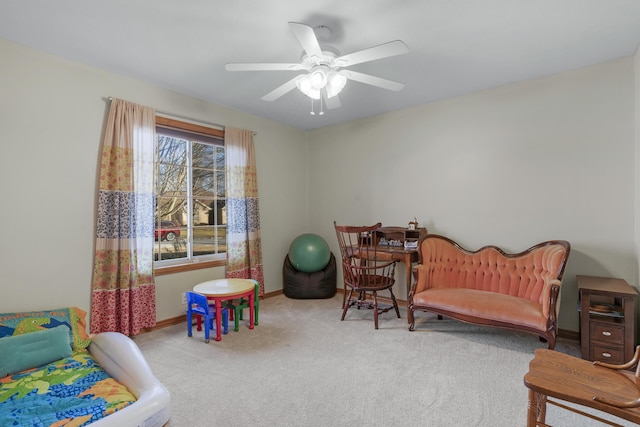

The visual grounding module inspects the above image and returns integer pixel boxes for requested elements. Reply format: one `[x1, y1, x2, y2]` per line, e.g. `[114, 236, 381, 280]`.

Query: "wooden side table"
[577, 275, 637, 365]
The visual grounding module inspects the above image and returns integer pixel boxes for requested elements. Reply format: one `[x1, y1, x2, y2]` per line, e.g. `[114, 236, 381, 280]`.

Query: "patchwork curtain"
[90, 98, 157, 335]
[225, 128, 264, 296]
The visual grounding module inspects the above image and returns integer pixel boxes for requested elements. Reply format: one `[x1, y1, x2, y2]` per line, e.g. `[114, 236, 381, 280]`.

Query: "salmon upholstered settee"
[408, 235, 571, 349]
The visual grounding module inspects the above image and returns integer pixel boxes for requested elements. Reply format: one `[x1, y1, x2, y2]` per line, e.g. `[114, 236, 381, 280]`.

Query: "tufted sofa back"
[415, 235, 570, 305]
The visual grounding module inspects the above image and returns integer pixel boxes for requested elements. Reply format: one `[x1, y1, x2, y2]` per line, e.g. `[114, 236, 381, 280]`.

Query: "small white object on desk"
[404, 240, 418, 249]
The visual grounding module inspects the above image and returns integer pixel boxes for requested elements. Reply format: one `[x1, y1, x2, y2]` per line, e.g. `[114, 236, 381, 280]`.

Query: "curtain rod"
[106, 97, 257, 136]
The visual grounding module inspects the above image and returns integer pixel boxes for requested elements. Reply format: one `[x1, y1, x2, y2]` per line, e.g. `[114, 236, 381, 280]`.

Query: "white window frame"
[154, 116, 226, 275]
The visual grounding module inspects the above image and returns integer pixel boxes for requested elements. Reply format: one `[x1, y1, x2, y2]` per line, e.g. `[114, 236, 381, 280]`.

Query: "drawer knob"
[601, 331, 612, 336]
[602, 352, 612, 358]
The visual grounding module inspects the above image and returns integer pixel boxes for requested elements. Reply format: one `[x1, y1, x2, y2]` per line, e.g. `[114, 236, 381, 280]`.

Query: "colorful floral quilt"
[0, 351, 136, 426]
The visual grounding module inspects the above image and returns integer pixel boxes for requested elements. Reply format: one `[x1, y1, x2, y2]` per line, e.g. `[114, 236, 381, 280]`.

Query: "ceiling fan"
[225, 22, 409, 112]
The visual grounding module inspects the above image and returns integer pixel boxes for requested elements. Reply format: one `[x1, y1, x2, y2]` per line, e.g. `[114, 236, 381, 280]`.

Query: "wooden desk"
[193, 278, 255, 342]
[375, 246, 419, 300]
[524, 348, 640, 426]
[374, 226, 426, 300]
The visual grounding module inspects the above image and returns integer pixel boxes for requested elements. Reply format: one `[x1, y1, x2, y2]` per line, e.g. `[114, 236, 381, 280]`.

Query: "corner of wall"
[303, 130, 312, 230]
[634, 43, 640, 286]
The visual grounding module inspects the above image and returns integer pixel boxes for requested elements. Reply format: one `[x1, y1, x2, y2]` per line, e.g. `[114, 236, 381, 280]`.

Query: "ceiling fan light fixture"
[296, 75, 311, 92]
[308, 88, 321, 99]
[296, 68, 347, 100]
[328, 71, 347, 88]
[326, 71, 347, 98]
[309, 66, 328, 90]
[296, 75, 322, 99]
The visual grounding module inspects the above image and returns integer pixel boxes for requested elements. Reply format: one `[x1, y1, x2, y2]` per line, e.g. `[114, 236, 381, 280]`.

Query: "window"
[154, 117, 226, 273]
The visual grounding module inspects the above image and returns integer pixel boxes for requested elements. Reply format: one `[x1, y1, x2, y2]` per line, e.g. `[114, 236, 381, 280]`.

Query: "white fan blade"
[335, 40, 409, 68]
[226, 63, 305, 71]
[261, 76, 301, 101]
[323, 90, 341, 109]
[289, 22, 323, 61]
[341, 70, 405, 91]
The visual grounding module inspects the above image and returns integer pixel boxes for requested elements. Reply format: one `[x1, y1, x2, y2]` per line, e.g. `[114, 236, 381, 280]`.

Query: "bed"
[0, 308, 171, 426]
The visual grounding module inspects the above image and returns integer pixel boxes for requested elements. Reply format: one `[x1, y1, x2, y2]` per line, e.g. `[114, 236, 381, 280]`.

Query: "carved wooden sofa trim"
[408, 235, 571, 349]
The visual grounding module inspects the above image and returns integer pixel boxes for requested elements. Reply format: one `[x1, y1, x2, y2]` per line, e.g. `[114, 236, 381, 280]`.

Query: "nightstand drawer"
[590, 322, 624, 345]
[591, 344, 625, 365]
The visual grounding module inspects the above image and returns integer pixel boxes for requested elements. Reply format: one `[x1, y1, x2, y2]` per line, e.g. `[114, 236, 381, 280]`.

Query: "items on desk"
[378, 233, 420, 248]
[375, 226, 427, 249]
[404, 240, 418, 249]
[378, 237, 403, 247]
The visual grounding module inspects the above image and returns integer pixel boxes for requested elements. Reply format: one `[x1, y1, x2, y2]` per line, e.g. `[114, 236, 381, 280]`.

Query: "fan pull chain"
[319, 96, 324, 116]
[310, 97, 315, 115]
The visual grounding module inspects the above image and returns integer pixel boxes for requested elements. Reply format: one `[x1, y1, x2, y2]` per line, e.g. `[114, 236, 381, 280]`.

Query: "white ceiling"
[1, 0, 640, 131]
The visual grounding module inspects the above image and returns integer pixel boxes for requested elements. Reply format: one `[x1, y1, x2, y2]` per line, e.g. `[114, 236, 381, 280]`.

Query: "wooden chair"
[334, 221, 401, 329]
[524, 346, 640, 426]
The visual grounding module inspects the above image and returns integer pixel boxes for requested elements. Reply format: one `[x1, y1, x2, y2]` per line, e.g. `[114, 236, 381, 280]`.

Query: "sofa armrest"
[541, 279, 562, 322]
[410, 264, 432, 298]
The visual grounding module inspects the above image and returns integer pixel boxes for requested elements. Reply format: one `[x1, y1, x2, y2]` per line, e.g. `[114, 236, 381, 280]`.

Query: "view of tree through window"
[154, 118, 226, 265]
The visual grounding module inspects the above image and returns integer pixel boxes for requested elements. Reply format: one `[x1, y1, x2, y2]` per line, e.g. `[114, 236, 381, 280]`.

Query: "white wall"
[635, 46, 640, 282]
[634, 45, 640, 338]
[308, 58, 636, 333]
[0, 39, 308, 321]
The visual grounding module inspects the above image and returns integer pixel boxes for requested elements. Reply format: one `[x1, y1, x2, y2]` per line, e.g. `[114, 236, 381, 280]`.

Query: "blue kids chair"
[186, 291, 228, 343]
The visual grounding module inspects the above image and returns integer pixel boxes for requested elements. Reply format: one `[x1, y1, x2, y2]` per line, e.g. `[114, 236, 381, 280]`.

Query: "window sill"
[154, 259, 225, 276]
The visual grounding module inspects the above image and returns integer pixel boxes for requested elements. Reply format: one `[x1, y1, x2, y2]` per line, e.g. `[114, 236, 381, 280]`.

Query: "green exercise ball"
[288, 233, 331, 273]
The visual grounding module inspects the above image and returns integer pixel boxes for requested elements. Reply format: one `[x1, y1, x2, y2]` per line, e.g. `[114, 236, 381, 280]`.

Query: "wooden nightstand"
[577, 275, 637, 365]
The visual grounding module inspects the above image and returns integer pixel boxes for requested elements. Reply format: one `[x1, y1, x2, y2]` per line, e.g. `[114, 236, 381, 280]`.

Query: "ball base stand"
[283, 253, 337, 299]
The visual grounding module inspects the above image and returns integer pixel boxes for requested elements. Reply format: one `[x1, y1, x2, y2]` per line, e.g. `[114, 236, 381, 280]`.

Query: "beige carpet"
[133, 294, 636, 427]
